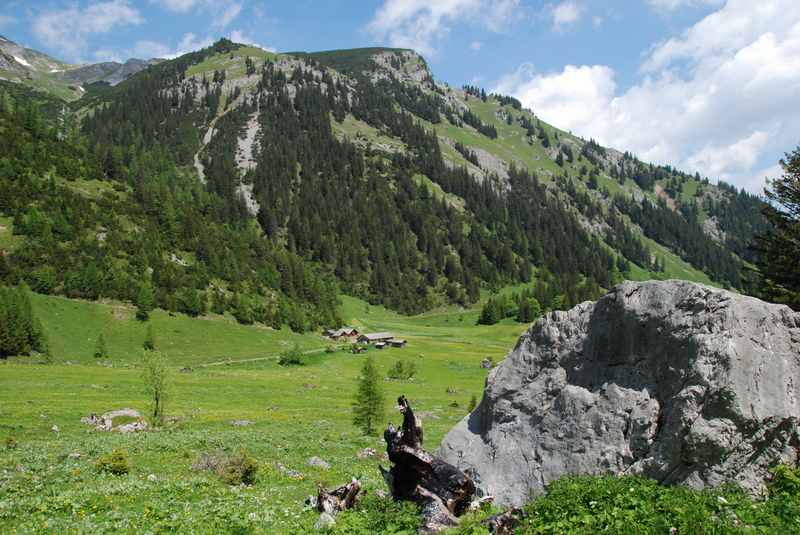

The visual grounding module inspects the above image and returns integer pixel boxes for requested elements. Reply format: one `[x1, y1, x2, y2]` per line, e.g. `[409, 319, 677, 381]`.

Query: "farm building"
[358, 332, 394, 344]
[324, 327, 359, 341]
[389, 339, 407, 348]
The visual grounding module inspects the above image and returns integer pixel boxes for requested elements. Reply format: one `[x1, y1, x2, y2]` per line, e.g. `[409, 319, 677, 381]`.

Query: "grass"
[0, 291, 527, 533]
[332, 114, 407, 153]
[186, 46, 278, 79]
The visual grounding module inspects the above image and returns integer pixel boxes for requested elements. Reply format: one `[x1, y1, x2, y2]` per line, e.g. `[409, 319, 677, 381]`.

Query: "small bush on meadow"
[220, 450, 258, 486]
[387, 359, 417, 380]
[5, 436, 17, 449]
[193, 450, 258, 486]
[279, 344, 306, 366]
[96, 449, 129, 475]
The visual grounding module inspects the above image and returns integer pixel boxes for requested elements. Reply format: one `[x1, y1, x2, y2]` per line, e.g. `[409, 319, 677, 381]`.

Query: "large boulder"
[439, 280, 800, 507]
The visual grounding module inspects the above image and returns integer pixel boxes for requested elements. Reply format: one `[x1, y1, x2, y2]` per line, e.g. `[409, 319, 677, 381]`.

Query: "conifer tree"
[135, 281, 155, 321]
[754, 147, 800, 309]
[352, 355, 385, 436]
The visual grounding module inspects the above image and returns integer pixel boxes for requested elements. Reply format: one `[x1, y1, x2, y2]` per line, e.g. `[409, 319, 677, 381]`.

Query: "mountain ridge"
[0, 37, 767, 329]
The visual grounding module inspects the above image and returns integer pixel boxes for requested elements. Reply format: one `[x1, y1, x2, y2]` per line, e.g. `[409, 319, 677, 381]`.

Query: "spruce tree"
[135, 281, 155, 321]
[754, 147, 800, 310]
[352, 355, 385, 436]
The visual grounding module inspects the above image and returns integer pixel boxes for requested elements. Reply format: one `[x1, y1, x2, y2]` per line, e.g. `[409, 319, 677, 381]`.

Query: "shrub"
[770, 464, 800, 496]
[94, 333, 108, 359]
[278, 344, 306, 366]
[388, 359, 417, 380]
[220, 450, 258, 486]
[97, 449, 129, 475]
[193, 450, 258, 486]
[143, 350, 169, 426]
[143, 324, 155, 351]
[5, 436, 17, 449]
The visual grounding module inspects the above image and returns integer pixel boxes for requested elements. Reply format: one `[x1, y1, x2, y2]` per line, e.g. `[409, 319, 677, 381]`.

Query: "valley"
[0, 31, 797, 534]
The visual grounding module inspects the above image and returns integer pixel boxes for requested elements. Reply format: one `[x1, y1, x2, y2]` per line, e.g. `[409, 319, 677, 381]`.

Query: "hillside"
[0, 38, 767, 329]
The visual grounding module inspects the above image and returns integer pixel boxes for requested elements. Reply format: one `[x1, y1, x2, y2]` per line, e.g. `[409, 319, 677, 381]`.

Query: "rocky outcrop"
[439, 280, 800, 507]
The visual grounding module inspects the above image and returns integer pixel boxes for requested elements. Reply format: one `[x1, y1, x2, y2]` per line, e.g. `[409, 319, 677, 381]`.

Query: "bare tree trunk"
[381, 395, 476, 533]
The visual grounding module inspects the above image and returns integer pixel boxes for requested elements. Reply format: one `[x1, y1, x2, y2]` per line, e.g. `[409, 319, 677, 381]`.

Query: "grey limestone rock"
[439, 280, 800, 506]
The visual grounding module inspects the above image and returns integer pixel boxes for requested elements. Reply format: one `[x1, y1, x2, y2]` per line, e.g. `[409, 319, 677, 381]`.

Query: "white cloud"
[215, 2, 243, 29]
[470, 40, 483, 50]
[229, 30, 276, 53]
[646, 0, 723, 11]
[550, 1, 581, 31]
[492, 0, 800, 192]
[151, 0, 197, 11]
[150, 0, 243, 29]
[31, 0, 144, 62]
[367, 0, 521, 57]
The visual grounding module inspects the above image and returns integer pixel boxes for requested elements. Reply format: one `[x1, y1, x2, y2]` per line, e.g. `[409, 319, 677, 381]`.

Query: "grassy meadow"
[0, 291, 526, 533]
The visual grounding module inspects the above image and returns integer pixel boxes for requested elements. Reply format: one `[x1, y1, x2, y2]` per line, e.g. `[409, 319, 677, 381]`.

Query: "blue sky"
[2, 0, 799, 192]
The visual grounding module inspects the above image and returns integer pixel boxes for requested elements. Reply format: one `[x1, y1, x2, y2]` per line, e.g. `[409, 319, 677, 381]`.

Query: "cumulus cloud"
[646, 0, 723, 11]
[31, 0, 144, 61]
[150, 0, 243, 29]
[492, 0, 800, 192]
[229, 30, 276, 53]
[367, 0, 520, 57]
[550, 1, 581, 30]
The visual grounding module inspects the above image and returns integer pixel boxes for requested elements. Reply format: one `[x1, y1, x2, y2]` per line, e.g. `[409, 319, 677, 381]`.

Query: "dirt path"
[196, 346, 335, 368]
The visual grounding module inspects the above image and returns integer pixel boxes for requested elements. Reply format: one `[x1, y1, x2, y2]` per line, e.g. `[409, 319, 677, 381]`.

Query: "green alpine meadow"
[2, 4, 800, 532]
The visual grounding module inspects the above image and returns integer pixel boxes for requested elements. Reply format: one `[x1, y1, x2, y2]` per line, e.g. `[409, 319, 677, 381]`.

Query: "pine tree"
[135, 280, 155, 321]
[352, 355, 385, 436]
[754, 147, 800, 309]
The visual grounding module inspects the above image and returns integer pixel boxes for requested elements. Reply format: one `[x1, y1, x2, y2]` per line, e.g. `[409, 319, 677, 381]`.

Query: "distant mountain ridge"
[0, 35, 161, 99]
[0, 38, 768, 329]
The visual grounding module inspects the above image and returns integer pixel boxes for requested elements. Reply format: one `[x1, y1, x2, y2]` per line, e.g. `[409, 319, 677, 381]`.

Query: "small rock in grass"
[315, 512, 336, 531]
[230, 419, 253, 427]
[277, 462, 304, 479]
[68, 452, 82, 460]
[147, 473, 157, 482]
[307, 456, 330, 470]
[356, 448, 376, 459]
[51, 425, 59, 433]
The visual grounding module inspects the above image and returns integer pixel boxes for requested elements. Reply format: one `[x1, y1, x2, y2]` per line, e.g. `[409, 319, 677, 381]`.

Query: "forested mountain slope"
[0, 39, 767, 330]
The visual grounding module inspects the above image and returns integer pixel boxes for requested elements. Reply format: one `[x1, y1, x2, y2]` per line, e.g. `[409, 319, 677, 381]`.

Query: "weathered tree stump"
[315, 478, 362, 515]
[381, 395, 476, 533]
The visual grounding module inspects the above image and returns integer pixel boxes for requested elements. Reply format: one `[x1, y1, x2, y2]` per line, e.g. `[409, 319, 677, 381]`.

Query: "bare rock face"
[439, 280, 800, 507]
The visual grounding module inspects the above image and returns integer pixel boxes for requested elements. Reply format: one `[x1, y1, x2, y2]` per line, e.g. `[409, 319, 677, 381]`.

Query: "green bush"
[387, 360, 417, 380]
[96, 449, 129, 475]
[5, 436, 17, 449]
[278, 344, 306, 366]
[219, 450, 258, 486]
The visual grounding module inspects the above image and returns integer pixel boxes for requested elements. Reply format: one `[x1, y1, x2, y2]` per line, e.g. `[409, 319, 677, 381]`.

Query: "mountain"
[0, 38, 768, 332]
[0, 35, 160, 100]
